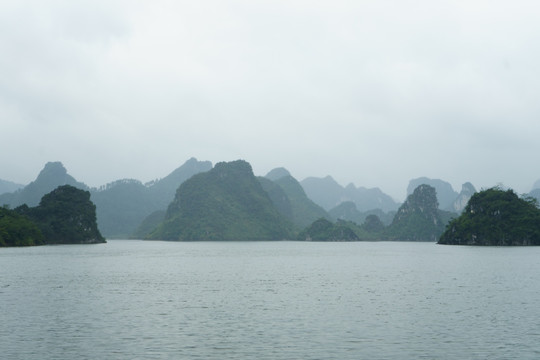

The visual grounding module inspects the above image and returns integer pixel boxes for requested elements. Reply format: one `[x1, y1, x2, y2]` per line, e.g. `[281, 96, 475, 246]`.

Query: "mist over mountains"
[0, 158, 212, 238]
[91, 158, 212, 237]
[0, 162, 88, 208]
[0, 179, 24, 195]
[301, 175, 399, 213]
[4, 156, 539, 240]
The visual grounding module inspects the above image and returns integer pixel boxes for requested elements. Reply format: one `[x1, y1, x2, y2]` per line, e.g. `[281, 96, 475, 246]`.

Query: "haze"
[1, 0, 539, 201]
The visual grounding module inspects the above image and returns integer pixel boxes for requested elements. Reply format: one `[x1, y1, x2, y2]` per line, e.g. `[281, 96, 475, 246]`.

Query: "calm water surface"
[2, 240, 540, 359]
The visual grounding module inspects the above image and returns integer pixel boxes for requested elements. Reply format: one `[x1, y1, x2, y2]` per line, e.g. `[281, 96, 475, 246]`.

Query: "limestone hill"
[147, 160, 293, 241]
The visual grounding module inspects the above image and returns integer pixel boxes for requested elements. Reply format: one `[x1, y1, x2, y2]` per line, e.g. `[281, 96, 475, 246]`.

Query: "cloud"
[1, 0, 540, 200]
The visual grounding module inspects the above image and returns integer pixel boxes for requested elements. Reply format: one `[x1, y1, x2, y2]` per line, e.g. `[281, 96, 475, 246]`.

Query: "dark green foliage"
[16, 185, 105, 244]
[439, 188, 540, 246]
[0, 206, 45, 247]
[386, 184, 448, 241]
[1, 185, 104, 246]
[148, 160, 294, 241]
[297, 218, 360, 241]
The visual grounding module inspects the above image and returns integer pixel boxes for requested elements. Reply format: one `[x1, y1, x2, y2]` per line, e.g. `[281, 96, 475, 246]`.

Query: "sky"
[1, 0, 540, 201]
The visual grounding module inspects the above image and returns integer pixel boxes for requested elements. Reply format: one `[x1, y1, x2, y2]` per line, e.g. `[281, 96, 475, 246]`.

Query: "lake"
[2, 240, 540, 359]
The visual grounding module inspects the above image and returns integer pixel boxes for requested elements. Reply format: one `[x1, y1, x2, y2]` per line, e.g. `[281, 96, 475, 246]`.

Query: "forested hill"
[386, 184, 452, 242]
[439, 188, 540, 246]
[91, 157, 212, 238]
[1, 185, 104, 246]
[147, 160, 293, 241]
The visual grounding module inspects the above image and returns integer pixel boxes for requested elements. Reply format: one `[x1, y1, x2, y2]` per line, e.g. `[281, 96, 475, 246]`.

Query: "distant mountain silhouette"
[448, 182, 476, 213]
[407, 177, 458, 210]
[387, 184, 448, 242]
[268, 173, 330, 229]
[264, 167, 291, 181]
[0, 158, 212, 238]
[91, 157, 212, 238]
[300, 175, 398, 212]
[328, 201, 395, 226]
[258, 177, 294, 222]
[0, 179, 25, 196]
[528, 188, 540, 205]
[0, 162, 88, 208]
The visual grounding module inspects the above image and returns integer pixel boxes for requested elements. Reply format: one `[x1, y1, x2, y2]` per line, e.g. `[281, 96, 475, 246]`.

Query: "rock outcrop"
[449, 182, 476, 213]
[387, 184, 446, 241]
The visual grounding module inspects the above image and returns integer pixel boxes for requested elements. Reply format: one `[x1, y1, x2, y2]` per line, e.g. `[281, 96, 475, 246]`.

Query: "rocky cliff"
[387, 184, 446, 241]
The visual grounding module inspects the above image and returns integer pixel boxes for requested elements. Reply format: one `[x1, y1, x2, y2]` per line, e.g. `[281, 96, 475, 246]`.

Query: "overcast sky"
[1, 0, 539, 201]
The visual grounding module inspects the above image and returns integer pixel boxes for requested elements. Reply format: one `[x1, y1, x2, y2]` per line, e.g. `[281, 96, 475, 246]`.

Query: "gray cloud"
[1, 0, 540, 200]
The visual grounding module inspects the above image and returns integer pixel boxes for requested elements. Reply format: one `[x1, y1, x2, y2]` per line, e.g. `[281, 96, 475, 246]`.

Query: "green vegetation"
[147, 160, 294, 241]
[91, 179, 154, 238]
[386, 184, 448, 241]
[297, 185, 454, 242]
[438, 188, 540, 246]
[1, 185, 105, 246]
[131, 210, 165, 239]
[16, 185, 105, 244]
[258, 177, 293, 221]
[297, 218, 360, 241]
[92, 158, 212, 238]
[0, 206, 45, 247]
[363, 214, 385, 233]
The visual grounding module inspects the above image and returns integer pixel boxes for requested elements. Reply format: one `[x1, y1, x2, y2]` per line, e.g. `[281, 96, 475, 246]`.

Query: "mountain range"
[263, 168, 330, 228]
[3, 157, 525, 241]
[300, 176, 399, 212]
[91, 157, 212, 237]
[0, 158, 212, 238]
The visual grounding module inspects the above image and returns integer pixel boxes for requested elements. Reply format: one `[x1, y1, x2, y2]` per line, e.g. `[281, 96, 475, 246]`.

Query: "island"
[0, 185, 105, 246]
[438, 187, 540, 246]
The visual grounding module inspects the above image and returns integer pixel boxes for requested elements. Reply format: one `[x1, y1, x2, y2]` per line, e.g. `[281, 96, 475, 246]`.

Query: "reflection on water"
[2, 241, 540, 359]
